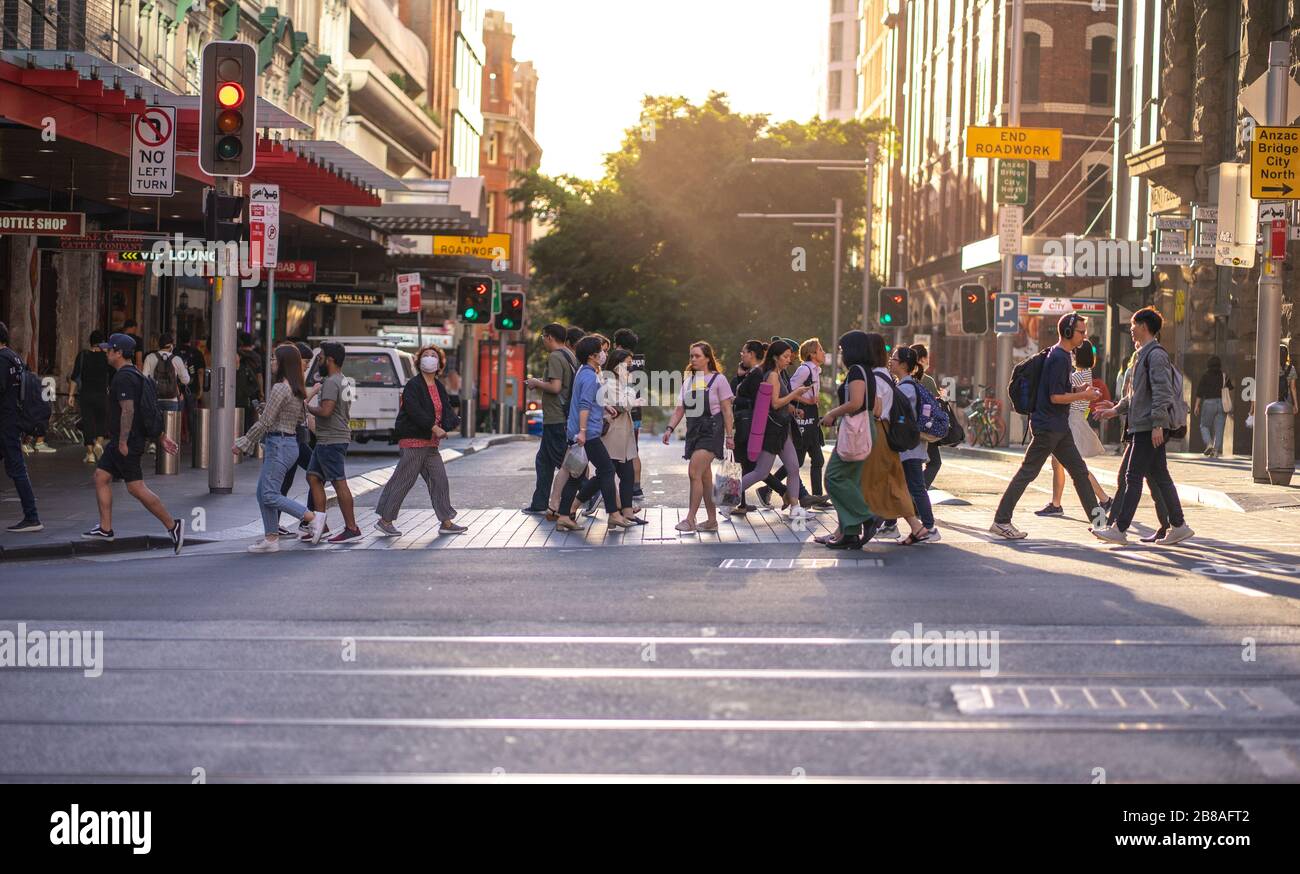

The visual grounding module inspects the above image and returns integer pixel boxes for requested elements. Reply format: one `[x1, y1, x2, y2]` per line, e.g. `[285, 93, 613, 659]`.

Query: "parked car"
[525, 408, 543, 436]
[306, 338, 416, 443]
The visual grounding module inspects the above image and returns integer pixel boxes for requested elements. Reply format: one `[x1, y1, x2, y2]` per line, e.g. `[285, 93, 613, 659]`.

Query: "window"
[1022, 33, 1040, 103]
[1084, 164, 1111, 233]
[830, 21, 844, 62]
[489, 71, 500, 100]
[1089, 37, 1114, 106]
[487, 132, 499, 164]
[828, 70, 843, 111]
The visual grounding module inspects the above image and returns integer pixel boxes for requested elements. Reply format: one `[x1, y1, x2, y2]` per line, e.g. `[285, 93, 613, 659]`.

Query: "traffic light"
[878, 287, 909, 327]
[199, 41, 257, 177]
[495, 290, 525, 331]
[960, 284, 989, 334]
[456, 275, 492, 323]
[203, 187, 244, 243]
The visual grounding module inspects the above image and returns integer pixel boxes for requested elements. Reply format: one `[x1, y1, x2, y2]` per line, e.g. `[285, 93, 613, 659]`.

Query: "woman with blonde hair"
[662, 340, 735, 533]
[373, 345, 467, 537]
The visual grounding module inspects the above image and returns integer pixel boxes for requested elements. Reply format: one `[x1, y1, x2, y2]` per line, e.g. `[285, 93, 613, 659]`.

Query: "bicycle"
[45, 393, 84, 445]
[963, 384, 1006, 448]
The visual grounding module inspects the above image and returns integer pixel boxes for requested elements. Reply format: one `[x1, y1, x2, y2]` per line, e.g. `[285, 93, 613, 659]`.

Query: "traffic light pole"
[208, 176, 238, 494]
[497, 333, 508, 434]
[862, 144, 876, 331]
[1252, 40, 1290, 482]
[461, 324, 477, 439]
[995, 0, 1025, 447]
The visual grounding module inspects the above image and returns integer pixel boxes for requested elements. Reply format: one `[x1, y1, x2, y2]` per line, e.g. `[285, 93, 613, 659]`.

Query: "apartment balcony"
[348, 0, 427, 97]
[344, 57, 442, 177]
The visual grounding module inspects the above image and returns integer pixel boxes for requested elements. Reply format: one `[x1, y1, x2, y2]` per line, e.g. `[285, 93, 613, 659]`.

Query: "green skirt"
[825, 449, 872, 531]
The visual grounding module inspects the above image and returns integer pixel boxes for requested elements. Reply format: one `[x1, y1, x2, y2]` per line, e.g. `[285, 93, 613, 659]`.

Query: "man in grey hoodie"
[1092, 307, 1193, 545]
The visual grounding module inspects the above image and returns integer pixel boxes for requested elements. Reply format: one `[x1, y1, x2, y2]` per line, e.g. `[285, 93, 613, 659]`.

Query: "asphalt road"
[2, 438, 1299, 783]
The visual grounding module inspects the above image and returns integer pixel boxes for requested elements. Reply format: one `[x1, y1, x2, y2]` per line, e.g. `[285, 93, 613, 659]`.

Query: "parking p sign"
[994, 292, 1020, 334]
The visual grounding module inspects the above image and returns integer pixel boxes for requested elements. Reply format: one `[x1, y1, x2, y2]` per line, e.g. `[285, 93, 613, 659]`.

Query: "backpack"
[936, 397, 964, 446]
[16, 367, 51, 438]
[1147, 347, 1189, 439]
[152, 351, 179, 400]
[1008, 347, 1051, 415]
[879, 373, 921, 453]
[558, 348, 579, 417]
[130, 368, 166, 441]
[902, 376, 949, 442]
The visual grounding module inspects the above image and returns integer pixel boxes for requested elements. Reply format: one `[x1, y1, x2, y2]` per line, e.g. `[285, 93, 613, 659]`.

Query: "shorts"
[307, 441, 349, 482]
[97, 443, 145, 483]
[683, 412, 724, 459]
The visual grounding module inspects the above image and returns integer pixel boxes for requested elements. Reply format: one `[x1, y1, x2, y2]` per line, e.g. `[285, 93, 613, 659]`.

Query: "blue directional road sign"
[1013, 255, 1029, 273]
[994, 292, 1020, 334]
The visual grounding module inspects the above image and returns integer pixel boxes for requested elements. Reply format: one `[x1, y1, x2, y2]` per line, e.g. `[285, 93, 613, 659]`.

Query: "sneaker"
[328, 527, 363, 544]
[169, 518, 185, 554]
[923, 527, 941, 543]
[247, 538, 280, 554]
[878, 521, 899, 538]
[757, 486, 772, 508]
[1090, 524, 1128, 544]
[82, 449, 96, 464]
[1139, 527, 1167, 544]
[582, 495, 600, 517]
[20, 442, 33, 455]
[988, 522, 1027, 540]
[277, 526, 293, 537]
[1034, 503, 1063, 517]
[1156, 524, 1194, 546]
[1202, 446, 1214, 457]
[92, 442, 104, 461]
[307, 514, 327, 544]
[82, 525, 115, 542]
[520, 506, 548, 516]
[146, 443, 156, 454]
[374, 520, 402, 537]
[34, 442, 55, 454]
[439, 522, 469, 535]
[298, 518, 312, 532]
[7, 518, 43, 533]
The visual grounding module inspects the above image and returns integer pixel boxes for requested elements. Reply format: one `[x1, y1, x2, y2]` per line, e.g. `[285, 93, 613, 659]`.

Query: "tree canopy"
[510, 92, 890, 373]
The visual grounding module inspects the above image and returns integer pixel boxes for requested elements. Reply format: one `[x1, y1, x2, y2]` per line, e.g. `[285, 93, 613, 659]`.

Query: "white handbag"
[1221, 374, 1233, 414]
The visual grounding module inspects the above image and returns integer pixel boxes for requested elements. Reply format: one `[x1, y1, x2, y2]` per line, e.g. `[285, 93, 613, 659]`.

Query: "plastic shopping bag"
[713, 450, 743, 507]
[563, 442, 589, 478]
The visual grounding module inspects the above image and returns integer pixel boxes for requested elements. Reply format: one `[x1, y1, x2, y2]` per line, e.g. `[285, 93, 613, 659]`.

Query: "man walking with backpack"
[1091, 307, 1193, 545]
[0, 321, 42, 532]
[82, 334, 184, 553]
[142, 333, 190, 453]
[522, 323, 578, 516]
[989, 313, 1103, 540]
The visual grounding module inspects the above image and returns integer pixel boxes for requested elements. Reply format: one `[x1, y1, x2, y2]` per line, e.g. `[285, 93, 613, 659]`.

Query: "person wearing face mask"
[600, 349, 647, 525]
[233, 343, 326, 552]
[374, 346, 467, 537]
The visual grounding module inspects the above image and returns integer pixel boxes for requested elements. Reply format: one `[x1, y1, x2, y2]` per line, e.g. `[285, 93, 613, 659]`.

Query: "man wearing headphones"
[990, 313, 1104, 540]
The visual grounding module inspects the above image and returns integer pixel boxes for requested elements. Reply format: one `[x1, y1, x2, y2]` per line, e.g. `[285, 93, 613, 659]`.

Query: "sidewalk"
[948, 443, 1299, 513]
[0, 434, 531, 561]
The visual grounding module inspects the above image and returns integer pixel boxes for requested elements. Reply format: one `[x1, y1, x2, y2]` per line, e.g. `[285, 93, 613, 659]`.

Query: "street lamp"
[737, 200, 844, 379]
[752, 143, 879, 331]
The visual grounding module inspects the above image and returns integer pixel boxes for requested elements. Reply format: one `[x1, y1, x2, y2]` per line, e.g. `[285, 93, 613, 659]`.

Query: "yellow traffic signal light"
[200, 41, 257, 177]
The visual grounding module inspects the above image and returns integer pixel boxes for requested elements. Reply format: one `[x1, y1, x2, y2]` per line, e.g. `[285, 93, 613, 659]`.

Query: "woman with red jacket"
[373, 346, 467, 537]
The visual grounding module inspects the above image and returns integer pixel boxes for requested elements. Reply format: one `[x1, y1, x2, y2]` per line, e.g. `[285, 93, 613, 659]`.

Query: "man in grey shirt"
[1093, 307, 1192, 546]
[306, 342, 360, 542]
[522, 323, 577, 514]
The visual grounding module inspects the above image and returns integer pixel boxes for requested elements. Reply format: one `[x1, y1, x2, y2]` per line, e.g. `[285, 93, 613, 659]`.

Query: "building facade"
[822, 0, 860, 121]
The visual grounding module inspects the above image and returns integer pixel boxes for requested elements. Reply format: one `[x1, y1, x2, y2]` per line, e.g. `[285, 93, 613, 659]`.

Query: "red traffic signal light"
[878, 287, 909, 327]
[495, 290, 526, 331]
[959, 283, 989, 334]
[456, 275, 493, 324]
[200, 41, 257, 177]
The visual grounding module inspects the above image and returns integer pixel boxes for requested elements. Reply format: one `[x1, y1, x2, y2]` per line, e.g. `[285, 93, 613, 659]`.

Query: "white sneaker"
[1091, 524, 1128, 544]
[1156, 524, 1194, 546]
[988, 522, 1027, 540]
[247, 538, 280, 554]
[924, 527, 941, 543]
[34, 442, 55, 453]
[83, 449, 96, 464]
[308, 514, 327, 544]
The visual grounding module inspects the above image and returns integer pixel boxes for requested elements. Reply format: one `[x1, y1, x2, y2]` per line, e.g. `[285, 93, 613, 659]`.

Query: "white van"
[306, 338, 416, 443]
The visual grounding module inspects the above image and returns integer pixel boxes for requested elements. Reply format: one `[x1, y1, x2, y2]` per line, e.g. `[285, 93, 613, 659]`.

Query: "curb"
[1, 435, 532, 562]
[946, 444, 1249, 513]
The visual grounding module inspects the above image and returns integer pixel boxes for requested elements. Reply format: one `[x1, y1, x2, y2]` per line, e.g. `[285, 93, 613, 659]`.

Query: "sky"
[488, 0, 825, 180]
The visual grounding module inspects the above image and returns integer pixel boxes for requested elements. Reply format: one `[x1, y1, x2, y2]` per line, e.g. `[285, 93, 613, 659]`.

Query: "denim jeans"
[1199, 398, 1226, 454]
[902, 458, 934, 529]
[257, 434, 308, 535]
[0, 421, 38, 521]
[530, 423, 567, 511]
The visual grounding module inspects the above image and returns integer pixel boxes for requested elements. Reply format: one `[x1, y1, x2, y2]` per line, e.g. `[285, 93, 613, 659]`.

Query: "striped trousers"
[375, 445, 457, 524]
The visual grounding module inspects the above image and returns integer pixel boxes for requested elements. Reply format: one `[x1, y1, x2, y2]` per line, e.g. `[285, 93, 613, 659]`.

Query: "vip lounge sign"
[249, 184, 280, 268]
[129, 106, 176, 197]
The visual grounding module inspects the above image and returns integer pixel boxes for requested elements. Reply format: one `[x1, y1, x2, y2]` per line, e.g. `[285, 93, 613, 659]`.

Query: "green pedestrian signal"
[494, 290, 525, 331]
[456, 275, 493, 324]
[878, 287, 909, 328]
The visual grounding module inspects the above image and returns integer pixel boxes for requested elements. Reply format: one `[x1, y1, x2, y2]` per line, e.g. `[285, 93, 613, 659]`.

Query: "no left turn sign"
[130, 106, 176, 197]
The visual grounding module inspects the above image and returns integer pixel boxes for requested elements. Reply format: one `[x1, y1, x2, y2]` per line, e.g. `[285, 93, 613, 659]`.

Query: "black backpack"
[1008, 348, 1051, 415]
[936, 396, 965, 446]
[16, 368, 51, 438]
[879, 373, 921, 453]
[558, 349, 579, 417]
[129, 368, 166, 441]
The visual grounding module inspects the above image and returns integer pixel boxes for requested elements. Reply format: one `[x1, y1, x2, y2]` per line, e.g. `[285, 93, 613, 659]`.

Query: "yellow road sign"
[965, 126, 1062, 161]
[1250, 126, 1300, 199]
[431, 232, 512, 260]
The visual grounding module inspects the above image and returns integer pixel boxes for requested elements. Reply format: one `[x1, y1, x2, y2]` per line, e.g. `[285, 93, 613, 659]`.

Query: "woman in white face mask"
[373, 345, 467, 537]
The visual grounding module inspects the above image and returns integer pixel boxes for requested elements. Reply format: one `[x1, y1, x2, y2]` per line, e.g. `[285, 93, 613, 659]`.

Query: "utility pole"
[1252, 40, 1290, 482]
[208, 178, 237, 494]
[862, 142, 877, 330]
[995, 0, 1025, 447]
[832, 197, 843, 378]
